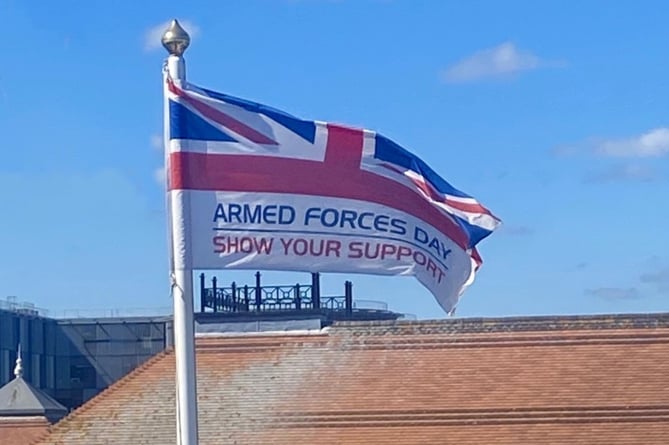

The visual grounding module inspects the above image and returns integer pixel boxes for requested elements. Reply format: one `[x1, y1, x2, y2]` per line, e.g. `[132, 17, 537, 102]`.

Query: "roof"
[0, 377, 68, 422]
[36, 312, 669, 444]
[0, 417, 50, 445]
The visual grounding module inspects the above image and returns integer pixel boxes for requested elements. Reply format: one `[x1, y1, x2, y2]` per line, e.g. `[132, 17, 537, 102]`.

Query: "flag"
[164, 76, 500, 313]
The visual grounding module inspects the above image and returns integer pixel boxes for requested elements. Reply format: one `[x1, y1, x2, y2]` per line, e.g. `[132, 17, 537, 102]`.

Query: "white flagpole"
[161, 20, 199, 445]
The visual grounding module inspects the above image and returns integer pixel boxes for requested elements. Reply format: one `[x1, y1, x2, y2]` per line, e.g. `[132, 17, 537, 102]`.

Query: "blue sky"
[1, 0, 668, 319]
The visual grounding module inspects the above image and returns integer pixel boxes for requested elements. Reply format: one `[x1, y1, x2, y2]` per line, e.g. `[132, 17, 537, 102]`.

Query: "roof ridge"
[196, 328, 330, 338]
[0, 376, 66, 416]
[21, 380, 67, 413]
[339, 331, 669, 350]
[31, 348, 174, 445]
[275, 405, 669, 416]
[332, 312, 669, 333]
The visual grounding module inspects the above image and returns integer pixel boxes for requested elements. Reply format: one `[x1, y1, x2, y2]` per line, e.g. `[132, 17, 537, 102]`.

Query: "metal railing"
[0, 297, 46, 317]
[0, 297, 172, 320]
[200, 272, 353, 314]
[49, 307, 173, 319]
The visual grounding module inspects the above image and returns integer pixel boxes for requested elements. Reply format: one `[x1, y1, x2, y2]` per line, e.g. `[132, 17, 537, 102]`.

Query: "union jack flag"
[165, 75, 500, 312]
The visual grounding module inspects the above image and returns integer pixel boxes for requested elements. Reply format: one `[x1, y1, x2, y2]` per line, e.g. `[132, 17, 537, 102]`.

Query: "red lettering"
[413, 251, 427, 266]
[326, 240, 341, 257]
[280, 238, 341, 257]
[227, 236, 239, 252]
[425, 257, 446, 283]
[239, 237, 253, 253]
[364, 242, 380, 259]
[436, 267, 445, 283]
[348, 241, 363, 259]
[254, 238, 274, 254]
[213, 236, 226, 253]
[212, 236, 273, 255]
[293, 238, 308, 256]
[380, 243, 397, 259]
[397, 246, 412, 260]
[280, 237, 293, 254]
[344, 240, 446, 284]
[426, 258, 438, 275]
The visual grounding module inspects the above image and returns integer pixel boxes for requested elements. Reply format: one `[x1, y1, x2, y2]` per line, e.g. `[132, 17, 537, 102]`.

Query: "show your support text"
[212, 235, 446, 283]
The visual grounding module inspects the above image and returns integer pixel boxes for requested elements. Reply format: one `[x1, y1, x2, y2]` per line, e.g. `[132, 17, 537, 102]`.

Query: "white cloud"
[144, 20, 200, 52]
[556, 127, 669, 160]
[640, 268, 669, 284]
[583, 163, 657, 184]
[595, 128, 669, 157]
[640, 268, 669, 294]
[585, 287, 641, 300]
[441, 42, 561, 83]
[150, 134, 163, 151]
[153, 166, 166, 186]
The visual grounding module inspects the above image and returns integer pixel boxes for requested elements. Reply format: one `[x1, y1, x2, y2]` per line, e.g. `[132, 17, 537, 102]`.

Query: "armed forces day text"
[212, 203, 453, 260]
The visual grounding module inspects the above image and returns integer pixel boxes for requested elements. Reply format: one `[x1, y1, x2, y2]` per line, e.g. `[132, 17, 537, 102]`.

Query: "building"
[30, 312, 669, 444]
[0, 350, 67, 445]
[0, 273, 403, 412]
[0, 302, 170, 411]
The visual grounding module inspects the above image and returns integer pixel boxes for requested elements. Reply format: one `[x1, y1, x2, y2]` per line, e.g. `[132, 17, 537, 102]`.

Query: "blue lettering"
[228, 204, 242, 223]
[262, 205, 278, 223]
[441, 246, 452, 260]
[390, 218, 406, 235]
[301, 207, 408, 235]
[278, 206, 295, 224]
[304, 207, 322, 226]
[374, 215, 389, 231]
[415, 226, 452, 260]
[414, 226, 428, 244]
[321, 208, 339, 228]
[214, 203, 297, 225]
[340, 210, 357, 229]
[243, 205, 261, 224]
[213, 204, 228, 223]
[358, 212, 374, 230]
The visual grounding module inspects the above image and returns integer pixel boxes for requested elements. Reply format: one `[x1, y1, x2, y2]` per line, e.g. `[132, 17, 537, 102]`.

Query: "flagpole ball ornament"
[161, 19, 190, 56]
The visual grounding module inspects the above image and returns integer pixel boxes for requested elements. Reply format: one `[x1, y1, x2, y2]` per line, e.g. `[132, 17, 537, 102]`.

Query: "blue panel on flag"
[169, 101, 238, 142]
[455, 217, 492, 247]
[374, 135, 471, 199]
[200, 88, 316, 143]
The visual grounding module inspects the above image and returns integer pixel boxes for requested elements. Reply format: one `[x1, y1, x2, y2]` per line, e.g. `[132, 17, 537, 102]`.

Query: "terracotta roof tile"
[35, 314, 669, 444]
[0, 417, 50, 445]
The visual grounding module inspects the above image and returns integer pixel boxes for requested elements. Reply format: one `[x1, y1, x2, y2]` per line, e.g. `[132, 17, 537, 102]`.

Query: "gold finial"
[161, 19, 190, 57]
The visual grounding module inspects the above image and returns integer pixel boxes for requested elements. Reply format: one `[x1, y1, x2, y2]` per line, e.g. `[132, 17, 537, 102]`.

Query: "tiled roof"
[35, 313, 669, 444]
[0, 417, 50, 445]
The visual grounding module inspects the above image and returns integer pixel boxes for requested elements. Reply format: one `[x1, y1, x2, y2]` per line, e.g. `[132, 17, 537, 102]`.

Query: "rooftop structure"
[31, 312, 669, 444]
[0, 346, 67, 422]
[0, 273, 406, 414]
[198, 272, 406, 324]
[0, 347, 68, 445]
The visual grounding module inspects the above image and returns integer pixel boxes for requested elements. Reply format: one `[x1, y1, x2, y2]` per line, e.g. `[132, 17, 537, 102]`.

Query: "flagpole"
[161, 20, 199, 445]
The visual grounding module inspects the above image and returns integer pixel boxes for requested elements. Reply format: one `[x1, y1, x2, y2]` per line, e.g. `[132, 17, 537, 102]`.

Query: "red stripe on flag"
[168, 80, 277, 146]
[444, 198, 492, 215]
[169, 151, 470, 249]
[380, 163, 493, 216]
[324, 124, 364, 168]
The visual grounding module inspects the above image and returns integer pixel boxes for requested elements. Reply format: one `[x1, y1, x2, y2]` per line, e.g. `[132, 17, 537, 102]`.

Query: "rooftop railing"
[199, 272, 354, 314]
